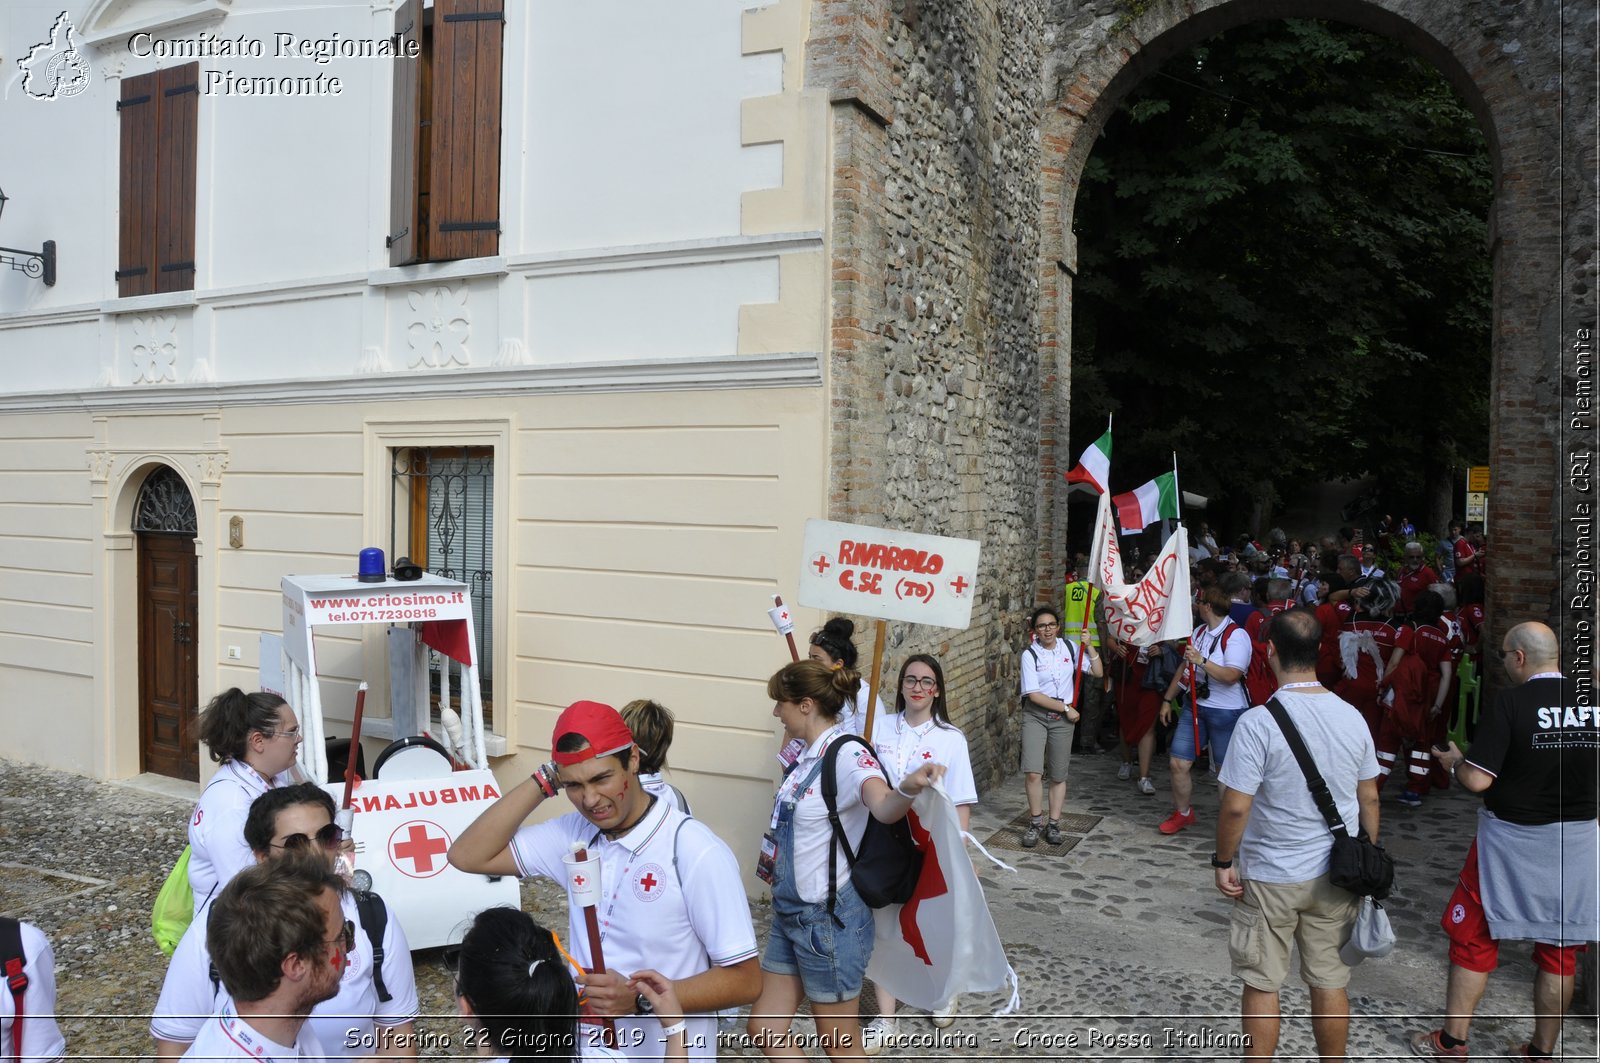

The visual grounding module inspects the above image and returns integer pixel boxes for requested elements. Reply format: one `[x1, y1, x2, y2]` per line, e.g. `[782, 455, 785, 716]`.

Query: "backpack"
[1214, 623, 1278, 707]
[151, 845, 195, 958]
[2, 917, 26, 1062]
[820, 735, 923, 921]
[206, 889, 392, 1003]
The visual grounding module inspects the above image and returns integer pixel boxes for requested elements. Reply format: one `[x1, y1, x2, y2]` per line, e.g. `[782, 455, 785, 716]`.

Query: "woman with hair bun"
[453, 906, 686, 1061]
[806, 617, 886, 736]
[187, 688, 304, 908]
[748, 660, 945, 1063]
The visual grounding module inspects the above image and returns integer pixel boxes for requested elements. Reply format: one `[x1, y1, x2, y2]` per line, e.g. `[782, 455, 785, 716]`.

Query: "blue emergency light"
[357, 547, 387, 583]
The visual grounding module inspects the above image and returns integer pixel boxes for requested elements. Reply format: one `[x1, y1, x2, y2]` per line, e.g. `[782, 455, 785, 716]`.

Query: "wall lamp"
[0, 187, 57, 286]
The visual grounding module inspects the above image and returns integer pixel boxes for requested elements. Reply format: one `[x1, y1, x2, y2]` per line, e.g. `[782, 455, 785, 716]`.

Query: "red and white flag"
[1087, 490, 1193, 646]
[866, 787, 1018, 1013]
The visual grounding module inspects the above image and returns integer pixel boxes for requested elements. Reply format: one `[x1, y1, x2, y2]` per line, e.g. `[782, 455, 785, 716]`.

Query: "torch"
[564, 842, 617, 1048]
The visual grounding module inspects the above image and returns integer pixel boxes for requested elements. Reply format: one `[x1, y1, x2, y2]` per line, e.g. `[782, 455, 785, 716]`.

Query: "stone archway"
[1035, 0, 1593, 661]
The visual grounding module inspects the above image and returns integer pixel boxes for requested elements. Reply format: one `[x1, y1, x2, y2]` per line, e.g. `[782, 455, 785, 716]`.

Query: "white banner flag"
[1088, 491, 1194, 646]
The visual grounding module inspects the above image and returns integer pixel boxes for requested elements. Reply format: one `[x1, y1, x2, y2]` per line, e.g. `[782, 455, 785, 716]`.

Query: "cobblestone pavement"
[2, 752, 1595, 1060]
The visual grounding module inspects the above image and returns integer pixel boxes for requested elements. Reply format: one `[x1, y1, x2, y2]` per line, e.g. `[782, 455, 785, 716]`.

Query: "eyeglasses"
[261, 725, 302, 740]
[902, 676, 937, 690]
[1034, 621, 1059, 631]
[1500, 648, 1520, 659]
[326, 919, 355, 953]
[272, 823, 345, 852]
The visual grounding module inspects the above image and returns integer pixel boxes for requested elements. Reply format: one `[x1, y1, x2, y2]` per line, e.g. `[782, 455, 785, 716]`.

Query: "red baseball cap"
[550, 701, 634, 766]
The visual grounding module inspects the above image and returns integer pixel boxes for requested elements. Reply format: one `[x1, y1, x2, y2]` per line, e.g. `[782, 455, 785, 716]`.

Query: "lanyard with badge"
[757, 730, 836, 885]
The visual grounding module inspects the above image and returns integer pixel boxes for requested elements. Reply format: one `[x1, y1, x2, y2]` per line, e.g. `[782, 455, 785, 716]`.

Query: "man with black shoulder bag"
[1212, 607, 1382, 1061]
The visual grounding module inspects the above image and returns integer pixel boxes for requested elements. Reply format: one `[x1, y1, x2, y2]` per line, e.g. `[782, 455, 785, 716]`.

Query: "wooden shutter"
[429, 0, 502, 261]
[388, 0, 423, 266]
[117, 72, 158, 297]
[155, 64, 198, 293]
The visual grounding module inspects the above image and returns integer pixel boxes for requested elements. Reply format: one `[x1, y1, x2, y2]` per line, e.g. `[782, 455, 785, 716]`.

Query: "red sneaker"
[1408, 1029, 1467, 1059]
[1157, 808, 1196, 834]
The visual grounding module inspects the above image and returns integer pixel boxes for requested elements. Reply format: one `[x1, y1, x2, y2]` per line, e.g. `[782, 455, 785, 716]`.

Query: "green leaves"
[1070, 18, 1491, 511]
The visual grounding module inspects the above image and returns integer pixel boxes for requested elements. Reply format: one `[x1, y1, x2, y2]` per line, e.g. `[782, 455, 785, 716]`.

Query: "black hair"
[244, 783, 336, 854]
[808, 617, 860, 669]
[455, 907, 578, 1062]
[1028, 605, 1060, 629]
[892, 654, 954, 728]
[1411, 589, 1445, 626]
[1269, 608, 1322, 671]
[197, 688, 289, 764]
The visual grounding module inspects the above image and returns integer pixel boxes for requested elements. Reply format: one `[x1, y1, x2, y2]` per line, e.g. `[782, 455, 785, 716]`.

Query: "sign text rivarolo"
[797, 519, 980, 629]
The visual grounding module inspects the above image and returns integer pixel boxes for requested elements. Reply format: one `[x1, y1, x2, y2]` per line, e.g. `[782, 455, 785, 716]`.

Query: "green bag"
[151, 845, 194, 957]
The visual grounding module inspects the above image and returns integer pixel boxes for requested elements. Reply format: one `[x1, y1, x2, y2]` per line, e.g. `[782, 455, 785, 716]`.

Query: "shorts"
[1168, 702, 1245, 768]
[1442, 840, 1586, 977]
[762, 881, 874, 1003]
[1021, 708, 1073, 780]
[1230, 876, 1360, 992]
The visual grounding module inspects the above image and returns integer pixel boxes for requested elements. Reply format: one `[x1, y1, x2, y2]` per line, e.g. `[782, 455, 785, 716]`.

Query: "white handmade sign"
[798, 519, 980, 630]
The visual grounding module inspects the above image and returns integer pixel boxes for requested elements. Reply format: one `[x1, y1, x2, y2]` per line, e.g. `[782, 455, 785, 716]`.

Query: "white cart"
[278, 573, 519, 949]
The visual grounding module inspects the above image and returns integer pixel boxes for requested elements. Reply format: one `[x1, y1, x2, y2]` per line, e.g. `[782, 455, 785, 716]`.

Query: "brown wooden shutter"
[388, 0, 423, 266]
[429, 0, 502, 261]
[116, 72, 158, 297]
[155, 64, 198, 293]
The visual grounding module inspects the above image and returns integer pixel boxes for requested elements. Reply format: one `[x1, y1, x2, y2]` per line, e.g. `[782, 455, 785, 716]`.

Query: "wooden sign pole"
[863, 618, 887, 739]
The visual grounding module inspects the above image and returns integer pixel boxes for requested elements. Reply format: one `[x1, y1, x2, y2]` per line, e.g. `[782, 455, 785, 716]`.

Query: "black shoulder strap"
[820, 734, 874, 928]
[1262, 697, 1349, 838]
[2, 915, 26, 1062]
[355, 891, 392, 1003]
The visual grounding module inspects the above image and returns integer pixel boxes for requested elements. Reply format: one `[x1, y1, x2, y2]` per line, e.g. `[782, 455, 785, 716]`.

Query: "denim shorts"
[1168, 702, 1245, 768]
[761, 881, 875, 1003]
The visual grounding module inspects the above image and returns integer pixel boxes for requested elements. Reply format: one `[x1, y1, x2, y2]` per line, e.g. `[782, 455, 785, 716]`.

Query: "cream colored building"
[0, 0, 831, 872]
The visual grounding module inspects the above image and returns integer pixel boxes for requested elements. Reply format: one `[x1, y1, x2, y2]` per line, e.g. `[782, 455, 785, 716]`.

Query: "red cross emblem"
[389, 820, 452, 878]
[811, 554, 831, 575]
[779, 610, 790, 622]
[632, 862, 667, 902]
[922, 751, 933, 759]
[573, 874, 586, 887]
[950, 575, 970, 595]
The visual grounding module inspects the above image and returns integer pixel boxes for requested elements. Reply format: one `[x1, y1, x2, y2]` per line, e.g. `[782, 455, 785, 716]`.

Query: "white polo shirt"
[1020, 638, 1090, 706]
[187, 760, 294, 908]
[151, 890, 418, 1056]
[638, 772, 690, 815]
[1, 921, 66, 1063]
[868, 713, 977, 806]
[1184, 619, 1253, 711]
[839, 686, 889, 737]
[181, 1002, 326, 1062]
[509, 797, 758, 1061]
[775, 728, 888, 905]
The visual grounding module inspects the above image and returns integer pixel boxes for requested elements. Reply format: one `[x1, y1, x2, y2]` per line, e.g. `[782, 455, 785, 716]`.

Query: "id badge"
[755, 832, 779, 884]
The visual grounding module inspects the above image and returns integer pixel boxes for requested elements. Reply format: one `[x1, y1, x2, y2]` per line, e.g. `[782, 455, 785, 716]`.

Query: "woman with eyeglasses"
[154, 783, 420, 1060]
[858, 655, 976, 1051]
[453, 906, 686, 1061]
[188, 688, 306, 909]
[749, 660, 945, 1063]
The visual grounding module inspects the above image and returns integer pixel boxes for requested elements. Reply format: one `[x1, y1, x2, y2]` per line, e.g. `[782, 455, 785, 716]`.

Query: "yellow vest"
[1062, 581, 1102, 649]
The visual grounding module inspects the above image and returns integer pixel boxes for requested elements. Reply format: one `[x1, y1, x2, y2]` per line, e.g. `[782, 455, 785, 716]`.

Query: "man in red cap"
[450, 701, 760, 1060]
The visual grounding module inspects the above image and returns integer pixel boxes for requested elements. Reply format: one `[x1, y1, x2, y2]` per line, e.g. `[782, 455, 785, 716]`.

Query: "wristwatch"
[1210, 852, 1234, 869]
[635, 992, 655, 1016]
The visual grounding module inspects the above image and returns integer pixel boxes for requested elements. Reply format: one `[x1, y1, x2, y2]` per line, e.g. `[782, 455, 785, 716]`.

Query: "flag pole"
[863, 618, 887, 740]
[1172, 452, 1181, 521]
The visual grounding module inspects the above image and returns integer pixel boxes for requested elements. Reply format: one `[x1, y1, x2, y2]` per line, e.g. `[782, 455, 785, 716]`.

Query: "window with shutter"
[389, 0, 502, 265]
[117, 63, 198, 296]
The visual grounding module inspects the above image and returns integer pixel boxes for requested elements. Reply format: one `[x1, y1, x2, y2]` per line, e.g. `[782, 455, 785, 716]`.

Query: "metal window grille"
[391, 447, 494, 719]
[132, 466, 197, 534]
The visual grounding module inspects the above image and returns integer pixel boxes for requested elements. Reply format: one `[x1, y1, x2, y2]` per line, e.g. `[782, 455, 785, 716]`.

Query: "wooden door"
[139, 532, 198, 780]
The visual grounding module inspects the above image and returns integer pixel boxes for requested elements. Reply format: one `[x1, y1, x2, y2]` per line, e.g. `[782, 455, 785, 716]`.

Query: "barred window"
[391, 446, 494, 721]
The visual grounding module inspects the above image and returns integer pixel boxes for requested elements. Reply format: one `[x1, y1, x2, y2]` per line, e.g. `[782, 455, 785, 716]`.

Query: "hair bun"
[822, 617, 855, 639]
[831, 666, 862, 698]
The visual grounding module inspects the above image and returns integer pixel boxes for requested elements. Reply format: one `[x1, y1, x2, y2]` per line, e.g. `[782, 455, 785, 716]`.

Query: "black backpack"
[2, 917, 27, 1062]
[820, 735, 924, 924]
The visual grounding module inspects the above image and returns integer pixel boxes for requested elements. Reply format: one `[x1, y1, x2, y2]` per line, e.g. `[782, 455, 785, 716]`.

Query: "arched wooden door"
[135, 467, 199, 780]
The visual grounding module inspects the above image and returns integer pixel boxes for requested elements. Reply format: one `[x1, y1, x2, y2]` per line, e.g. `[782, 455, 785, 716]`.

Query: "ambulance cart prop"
[278, 573, 518, 949]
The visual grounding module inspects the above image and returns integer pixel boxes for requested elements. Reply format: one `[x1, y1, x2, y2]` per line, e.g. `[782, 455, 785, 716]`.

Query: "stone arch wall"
[810, 0, 1594, 788]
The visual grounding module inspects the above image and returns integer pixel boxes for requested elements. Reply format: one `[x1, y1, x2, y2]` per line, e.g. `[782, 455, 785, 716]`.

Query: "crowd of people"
[3, 512, 1595, 1063]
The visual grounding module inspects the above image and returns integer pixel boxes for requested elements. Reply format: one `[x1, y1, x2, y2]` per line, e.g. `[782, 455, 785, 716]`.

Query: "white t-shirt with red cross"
[868, 713, 977, 807]
[774, 727, 889, 905]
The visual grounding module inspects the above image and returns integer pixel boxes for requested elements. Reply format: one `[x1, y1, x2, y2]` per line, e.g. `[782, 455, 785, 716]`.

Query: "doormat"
[980, 811, 1102, 856]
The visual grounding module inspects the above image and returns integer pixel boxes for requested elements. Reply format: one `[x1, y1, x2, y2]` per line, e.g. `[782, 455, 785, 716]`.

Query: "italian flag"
[1065, 427, 1112, 494]
[1113, 472, 1179, 532]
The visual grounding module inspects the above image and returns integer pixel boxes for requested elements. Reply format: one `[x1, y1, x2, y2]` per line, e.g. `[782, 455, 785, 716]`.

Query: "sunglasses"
[326, 919, 355, 952]
[272, 823, 345, 852]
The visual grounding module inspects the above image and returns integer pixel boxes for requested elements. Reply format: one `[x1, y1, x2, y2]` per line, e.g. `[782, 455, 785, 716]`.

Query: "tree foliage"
[1070, 18, 1492, 522]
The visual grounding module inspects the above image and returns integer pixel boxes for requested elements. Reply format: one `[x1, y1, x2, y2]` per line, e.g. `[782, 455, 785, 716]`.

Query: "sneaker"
[1045, 821, 1065, 846]
[1137, 776, 1156, 795]
[1117, 762, 1133, 781]
[929, 1000, 958, 1029]
[1408, 1029, 1467, 1059]
[1398, 789, 1424, 807]
[1158, 808, 1196, 834]
[1021, 821, 1041, 847]
[862, 1017, 897, 1056]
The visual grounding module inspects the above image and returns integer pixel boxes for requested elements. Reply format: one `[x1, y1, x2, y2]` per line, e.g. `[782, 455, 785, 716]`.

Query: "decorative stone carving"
[358, 345, 391, 374]
[188, 358, 214, 383]
[492, 338, 529, 367]
[86, 450, 114, 482]
[199, 451, 230, 484]
[405, 286, 470, 369]
[131, 315, 178, 384]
